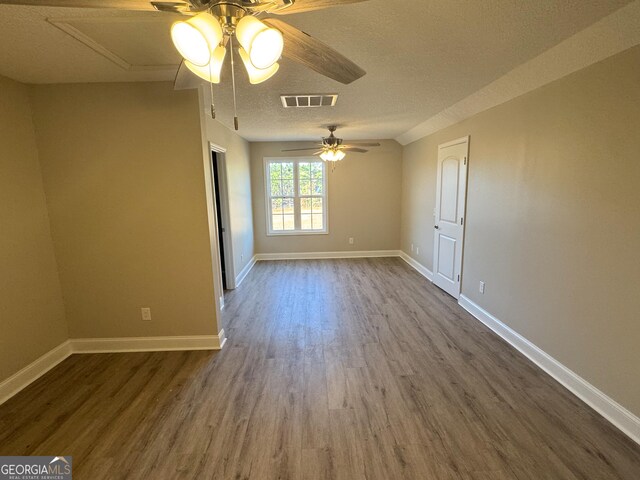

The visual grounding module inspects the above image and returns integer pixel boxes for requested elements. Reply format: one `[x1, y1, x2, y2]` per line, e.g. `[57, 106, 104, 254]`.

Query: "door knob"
[434, 225, 439, 229]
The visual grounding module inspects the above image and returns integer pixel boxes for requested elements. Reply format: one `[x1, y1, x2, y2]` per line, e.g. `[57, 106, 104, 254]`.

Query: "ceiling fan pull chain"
[229, 35, 239, 131]
[209, 59, 216, 119]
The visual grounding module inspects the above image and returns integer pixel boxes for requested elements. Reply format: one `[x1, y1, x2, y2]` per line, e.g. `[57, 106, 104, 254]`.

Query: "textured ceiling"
[0, 0, 632, 141]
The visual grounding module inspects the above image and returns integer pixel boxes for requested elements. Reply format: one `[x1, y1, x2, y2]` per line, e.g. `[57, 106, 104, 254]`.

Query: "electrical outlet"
[141, 307, 151, 321]
[411, 243, 414, 252]
[479, 281, 485, 294]
[416, 247, 420, 255]
[348, 237, 354, 245]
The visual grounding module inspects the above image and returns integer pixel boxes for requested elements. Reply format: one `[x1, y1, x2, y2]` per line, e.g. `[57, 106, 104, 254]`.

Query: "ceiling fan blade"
[264, 18, 365, 85]
[344, 142, 380, 147]
[342, 147, 368, 153]
[281, 147, 322, 152]
[174, 60, 201, 91]
[271, 0, 370, 15]
[0, 0, 160, 10]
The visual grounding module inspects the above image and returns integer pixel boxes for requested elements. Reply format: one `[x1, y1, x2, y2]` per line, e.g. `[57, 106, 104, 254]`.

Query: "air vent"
[281, 94, 338, 108]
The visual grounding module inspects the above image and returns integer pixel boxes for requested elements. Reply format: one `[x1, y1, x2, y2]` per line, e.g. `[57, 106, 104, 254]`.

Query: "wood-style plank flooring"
[1, 258, 639, 479]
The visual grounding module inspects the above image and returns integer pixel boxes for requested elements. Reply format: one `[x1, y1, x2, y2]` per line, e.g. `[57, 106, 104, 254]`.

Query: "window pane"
[271, 180, 281, 196]
[269, 163, 281, 181]
[311, 162, 323, 179]
[312, 214, 323, 230]
[283, 214, 295, 230]
[282, 162, 294, 179]
[311, 180, 323, 195]
[282, 198, 294, 215]
[272, 215, 284, 231]
[300, 179, 311, 196]
[301, 198, 312, 214]
[311, 197, 323, 213]
[299, 162, 311, 181]
[301, 214, 312, 230]
[271, 198, 283, 214]
[282, 179, 294, 196]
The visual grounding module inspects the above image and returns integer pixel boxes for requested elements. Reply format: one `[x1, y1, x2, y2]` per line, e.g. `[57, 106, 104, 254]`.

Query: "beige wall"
[30, 82, 220, 338]
[401, 46, 640, 416]
[251, 140, 402, 254]
[0, 75, 67, 382]
[199, 90, 254, 287]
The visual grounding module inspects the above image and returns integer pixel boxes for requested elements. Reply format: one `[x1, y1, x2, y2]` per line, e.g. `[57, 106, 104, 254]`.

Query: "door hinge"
[464, 156, 467, 165]
[460, 217, 464, 225]
[457, 274, 460, 282]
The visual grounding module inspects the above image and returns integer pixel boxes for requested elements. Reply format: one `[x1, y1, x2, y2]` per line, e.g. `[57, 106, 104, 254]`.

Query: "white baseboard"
[255, 250, 402, 261]
[398, 251, 434, 281]
[71, 333, 226, 353]
[235, 255, 257, 287]
[458, 295, 640, 446]
[0, 340, 73, 405]
[217, 328, 227, 349]
[0, 332, 227, 406]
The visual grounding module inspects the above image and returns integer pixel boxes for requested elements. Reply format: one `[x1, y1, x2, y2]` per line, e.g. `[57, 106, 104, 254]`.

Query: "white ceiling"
[0, 1, 632, 141]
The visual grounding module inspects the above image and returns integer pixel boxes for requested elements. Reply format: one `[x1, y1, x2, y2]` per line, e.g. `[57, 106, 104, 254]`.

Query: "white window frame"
[264, 157, 329, 236]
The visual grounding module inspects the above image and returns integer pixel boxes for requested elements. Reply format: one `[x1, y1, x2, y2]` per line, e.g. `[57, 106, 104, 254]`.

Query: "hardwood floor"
[1, 258, 639, 479]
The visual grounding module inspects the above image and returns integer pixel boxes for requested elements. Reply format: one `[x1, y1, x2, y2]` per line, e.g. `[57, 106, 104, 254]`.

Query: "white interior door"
[433, 136, 469, 299]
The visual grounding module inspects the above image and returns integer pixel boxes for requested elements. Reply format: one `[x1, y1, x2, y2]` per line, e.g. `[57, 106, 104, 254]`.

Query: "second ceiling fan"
[282, 126, 380, 162]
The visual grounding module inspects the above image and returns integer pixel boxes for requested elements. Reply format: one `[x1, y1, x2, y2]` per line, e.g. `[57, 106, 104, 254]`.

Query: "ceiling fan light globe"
[171, 13, 223, 67]
[236, 16, 267, 51]
[249, 28, 284, 69]
[184, 46, 227, 84]
[239, 47, 280, 84]
[171, 22, 210, 66]
[320, 149, 345, 162]
[236, 16, 283, 70]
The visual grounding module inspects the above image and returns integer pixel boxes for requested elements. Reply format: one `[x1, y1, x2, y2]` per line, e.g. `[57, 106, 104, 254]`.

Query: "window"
[265, 158, 328, 235]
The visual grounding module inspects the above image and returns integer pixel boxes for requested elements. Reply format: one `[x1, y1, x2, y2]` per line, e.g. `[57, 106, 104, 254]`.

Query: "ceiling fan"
[2, 0, 371, 129]
[282, 126, 380, 162]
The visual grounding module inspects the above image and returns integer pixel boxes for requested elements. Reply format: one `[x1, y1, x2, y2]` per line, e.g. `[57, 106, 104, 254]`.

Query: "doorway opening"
[210, 146, 235, 302]
[212, 151, 227, 289]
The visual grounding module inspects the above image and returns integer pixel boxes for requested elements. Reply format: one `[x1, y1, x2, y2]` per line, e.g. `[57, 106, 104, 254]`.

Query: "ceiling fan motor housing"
[323, 125, 342, 147]
[323, 137, 342, 147]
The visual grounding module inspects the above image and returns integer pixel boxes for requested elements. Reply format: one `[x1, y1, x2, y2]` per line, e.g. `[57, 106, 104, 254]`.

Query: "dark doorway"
[212, 152, 227, 290]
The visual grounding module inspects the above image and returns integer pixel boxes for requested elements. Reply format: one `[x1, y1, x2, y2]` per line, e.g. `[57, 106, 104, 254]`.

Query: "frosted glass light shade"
[185, 46, 227, 83]
[236, 16, 283, 69]
[249, 28, 283, 69]
[236, 16, 265, 51]
[320, 149, 346, 162]
[239, 47, 279, 84]
[171, 13, 223, 67]
[171, 22, 210, 66]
